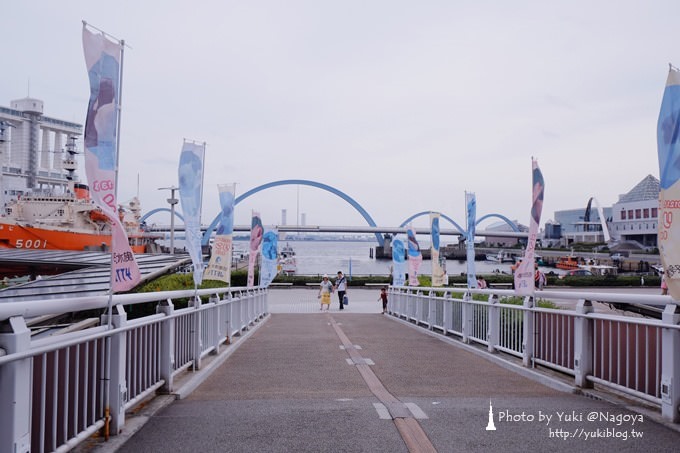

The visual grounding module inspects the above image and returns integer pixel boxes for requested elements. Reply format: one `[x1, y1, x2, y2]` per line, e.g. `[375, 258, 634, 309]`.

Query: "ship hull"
[0, 222, 148, 253]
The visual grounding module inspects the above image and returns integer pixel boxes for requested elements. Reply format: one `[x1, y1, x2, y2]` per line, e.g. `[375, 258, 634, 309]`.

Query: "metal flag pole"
[195, 141, 207, 298]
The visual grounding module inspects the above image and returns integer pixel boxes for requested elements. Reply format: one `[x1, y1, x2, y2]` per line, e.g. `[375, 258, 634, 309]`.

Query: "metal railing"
[387, 286, 680, 423]
[0, 286, 268, 453]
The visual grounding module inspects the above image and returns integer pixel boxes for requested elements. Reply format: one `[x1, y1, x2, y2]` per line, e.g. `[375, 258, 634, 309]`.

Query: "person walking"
[661, 271, 668, 295]
[335, 271, 347, 310]
[318, 275, 333, 311]
[379, 287, 388, 313]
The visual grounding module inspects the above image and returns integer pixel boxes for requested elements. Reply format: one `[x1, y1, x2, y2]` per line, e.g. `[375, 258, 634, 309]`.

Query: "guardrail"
[0, 286, 268, 453]
[387, 286, 680, 423]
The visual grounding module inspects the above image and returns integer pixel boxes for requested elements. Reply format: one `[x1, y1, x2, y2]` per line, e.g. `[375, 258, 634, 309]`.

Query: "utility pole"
[159, 186, 179, 253]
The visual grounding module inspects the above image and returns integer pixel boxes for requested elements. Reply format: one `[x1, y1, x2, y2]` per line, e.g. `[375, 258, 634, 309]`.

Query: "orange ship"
[555, 256, 580, 270]
[0, 184, 162, 253]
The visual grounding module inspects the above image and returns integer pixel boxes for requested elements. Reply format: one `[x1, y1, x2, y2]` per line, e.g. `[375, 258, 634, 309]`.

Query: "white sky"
[2, 1, 677, 232]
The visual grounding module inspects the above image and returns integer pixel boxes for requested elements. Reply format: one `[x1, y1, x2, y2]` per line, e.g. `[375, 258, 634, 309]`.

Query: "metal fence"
[0, 287, 267, 453]
[387, 286, 680, 423]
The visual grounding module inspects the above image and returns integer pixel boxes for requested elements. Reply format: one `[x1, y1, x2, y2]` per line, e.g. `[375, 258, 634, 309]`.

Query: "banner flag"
[247, 211, 263, 287]
[657, 65, 680, 299]
[406, 224, 422, 286]
[205, 184, 235, 284]
[514, 159, 545, 295]
[430, 212, 445, 287]
[178, 141, 206, 286]
[259, 229, 278, 287]
[82, 25, 140, 292]
[466, 192, 478, 288]
[392, 236, 406, 286]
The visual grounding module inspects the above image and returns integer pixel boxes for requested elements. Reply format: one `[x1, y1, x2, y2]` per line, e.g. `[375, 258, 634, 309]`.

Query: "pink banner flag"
[82, 24, 140, 291]
[514, 159, 544, 295]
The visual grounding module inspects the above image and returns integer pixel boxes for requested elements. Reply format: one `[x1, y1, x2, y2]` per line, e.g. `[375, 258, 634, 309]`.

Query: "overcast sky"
[2, 1, 677, 233]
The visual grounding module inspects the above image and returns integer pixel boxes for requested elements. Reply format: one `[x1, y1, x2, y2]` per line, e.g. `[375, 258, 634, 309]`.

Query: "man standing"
[335, 271, 347, 310]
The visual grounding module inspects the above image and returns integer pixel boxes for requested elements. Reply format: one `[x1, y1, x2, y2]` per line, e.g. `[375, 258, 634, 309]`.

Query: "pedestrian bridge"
[1, 287, 680, 452]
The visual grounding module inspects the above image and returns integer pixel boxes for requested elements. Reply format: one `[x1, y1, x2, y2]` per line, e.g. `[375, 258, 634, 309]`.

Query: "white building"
[609, 174, 659, 248]
[0, 97, 82, 206]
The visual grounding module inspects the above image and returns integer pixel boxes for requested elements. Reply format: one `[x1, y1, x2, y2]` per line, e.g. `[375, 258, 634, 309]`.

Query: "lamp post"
[158, 186, 178, 254]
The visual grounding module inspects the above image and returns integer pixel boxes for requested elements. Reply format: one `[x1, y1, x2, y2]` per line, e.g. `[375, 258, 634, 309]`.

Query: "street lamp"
[158, 186, 179, 254]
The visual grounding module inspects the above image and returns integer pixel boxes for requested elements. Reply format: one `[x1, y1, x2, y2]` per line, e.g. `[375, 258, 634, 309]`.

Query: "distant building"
[0, 97, 82, 206]
[544, 221, 561, 239]
[281, 208, 287, 226]
[483, 220, 528, 247]
[551, 175, 659, 249]
[609, 174, 659, 248]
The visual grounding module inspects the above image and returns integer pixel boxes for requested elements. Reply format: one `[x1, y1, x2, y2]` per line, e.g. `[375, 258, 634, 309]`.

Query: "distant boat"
[278, 242, 297, 275]
[579, 264, 618, 276]
[485, 250, 515, 263]
[556, 256, 580, 270]
[513, 254, 544, 266]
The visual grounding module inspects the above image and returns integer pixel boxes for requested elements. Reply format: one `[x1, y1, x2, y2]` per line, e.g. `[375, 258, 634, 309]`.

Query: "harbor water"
[232, 239, 555, 277]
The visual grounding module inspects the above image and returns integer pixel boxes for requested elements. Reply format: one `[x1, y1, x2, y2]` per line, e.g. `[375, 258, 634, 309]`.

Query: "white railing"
[387, 286, 680, 423]
[0, 286, 268, 453]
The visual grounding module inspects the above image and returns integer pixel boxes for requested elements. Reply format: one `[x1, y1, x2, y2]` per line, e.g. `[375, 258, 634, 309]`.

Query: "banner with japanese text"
[514, 159, 544, 295]
[259, 229, 278, 287]
[205, 184, 235, 284]
[430, 212, 445, 286]
[406, 225, 422, 286]
[178, 141, 205, 286]
[657, 65, 680, 299]
[466, 192, 478, 288]
[247, 211, 263, 287]
[392, 236, 406, 286]
[82, 25, 140, 292]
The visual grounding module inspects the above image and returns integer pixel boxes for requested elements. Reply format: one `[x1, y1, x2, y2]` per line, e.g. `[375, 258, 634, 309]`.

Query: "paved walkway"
[108, 289, 679, 452]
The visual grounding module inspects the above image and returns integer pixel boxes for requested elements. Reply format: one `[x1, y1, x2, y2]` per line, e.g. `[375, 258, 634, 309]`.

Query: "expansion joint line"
[328, 315, 437, 453]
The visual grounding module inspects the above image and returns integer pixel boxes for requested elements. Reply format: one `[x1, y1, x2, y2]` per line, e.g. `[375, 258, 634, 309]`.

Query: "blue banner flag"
[657, 65, 680, 299]
[391, 237, 406, 286]
[466, 192, 477, 289]
[178, 141, 205, 286]
[259, 229, 278, 287]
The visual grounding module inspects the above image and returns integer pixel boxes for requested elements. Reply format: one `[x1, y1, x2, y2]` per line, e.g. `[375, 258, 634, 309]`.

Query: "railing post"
[443, 291, 452, 333]
[0, 317, 31, 453]
[573, 299, 594, 389]
[263, 288, 269, 316]
[428, 290, 435, 330]
[192, 296, 203, 370]
[487, 294, 500, 353]
[224, 292, 234, 344]
[522, 296, 534, 367]
[462, 292, 472, 344]
[209, 294, 221, 354]
[156, 299, 175, 393]
[101, 304, 128, 435]
[661, 304, 680, 423]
